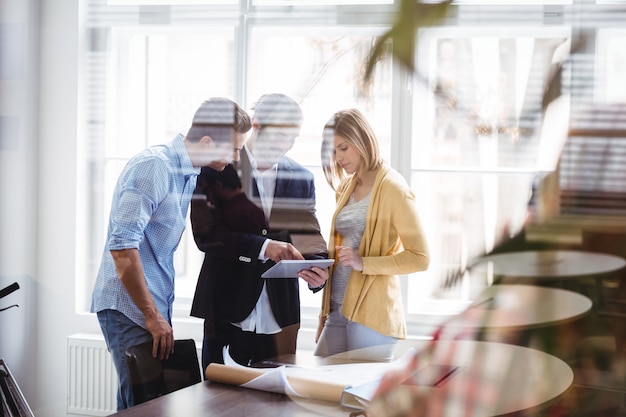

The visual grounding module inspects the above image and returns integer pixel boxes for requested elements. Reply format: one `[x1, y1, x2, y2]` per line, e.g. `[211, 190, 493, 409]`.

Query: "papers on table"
[203, 347, 418, 409]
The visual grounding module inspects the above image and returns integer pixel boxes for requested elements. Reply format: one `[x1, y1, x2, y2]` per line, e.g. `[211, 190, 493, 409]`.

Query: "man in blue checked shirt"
[91, 97, 265, 411]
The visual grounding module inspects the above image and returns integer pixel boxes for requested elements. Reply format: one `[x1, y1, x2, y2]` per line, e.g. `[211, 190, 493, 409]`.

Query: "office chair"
[574, 228, 626, 412]
[125, 339, 202, 405]
[0, 359, 35, 417]
[581, 228, 626, 314]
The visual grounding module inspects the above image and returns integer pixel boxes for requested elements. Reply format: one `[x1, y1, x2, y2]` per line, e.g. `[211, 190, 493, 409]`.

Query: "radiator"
[67, 334, 117, 416]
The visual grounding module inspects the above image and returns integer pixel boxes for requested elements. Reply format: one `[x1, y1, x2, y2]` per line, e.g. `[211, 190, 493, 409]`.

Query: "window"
[245, 26, 392, 311]
[77, 1, 396, 321]
[79, 1, 621, 344]
[596, 29, 626, 104]
[408, 26, 571, 313]
[546, 28, 626, 219]
[252, 0, 392, 4]
[77, 16, 239, 312]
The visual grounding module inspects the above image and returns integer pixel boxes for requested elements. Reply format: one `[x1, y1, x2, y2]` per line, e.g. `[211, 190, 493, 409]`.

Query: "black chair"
[581, 228, 626, 314]
[574, 229, 626, 411]
[125, 339, 202, 405]
[0, 359, 34, 417]
[578, 228, 626, 354]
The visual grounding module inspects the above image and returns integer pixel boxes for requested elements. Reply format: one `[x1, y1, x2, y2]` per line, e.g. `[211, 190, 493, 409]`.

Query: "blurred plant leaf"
[364, 0, 452, 83]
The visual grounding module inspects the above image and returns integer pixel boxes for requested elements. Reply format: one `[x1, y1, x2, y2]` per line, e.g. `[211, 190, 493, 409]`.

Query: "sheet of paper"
[209, 346, 417, 404]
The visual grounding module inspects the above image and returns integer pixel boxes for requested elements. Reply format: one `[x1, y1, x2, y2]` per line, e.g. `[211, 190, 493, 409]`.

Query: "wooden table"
[471, 250, 625, 281]
[410, 284, 592, 341]
[107, 339, 574, 417]
[470, 250, 626, 307]
[444, 284, 592, 331]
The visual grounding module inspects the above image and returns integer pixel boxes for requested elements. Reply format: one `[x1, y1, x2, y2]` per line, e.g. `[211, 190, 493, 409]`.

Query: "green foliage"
[363, 0, 452, 83]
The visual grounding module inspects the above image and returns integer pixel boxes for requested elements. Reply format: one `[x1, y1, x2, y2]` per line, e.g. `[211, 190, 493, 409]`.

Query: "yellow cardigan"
[319, 164, 430, 339]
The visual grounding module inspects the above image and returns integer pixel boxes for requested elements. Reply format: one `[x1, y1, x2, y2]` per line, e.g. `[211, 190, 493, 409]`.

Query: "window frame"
[77, 1, 626, 348]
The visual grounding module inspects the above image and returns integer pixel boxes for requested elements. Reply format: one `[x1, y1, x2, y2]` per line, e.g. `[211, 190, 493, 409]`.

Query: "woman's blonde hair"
[321, 108, 382, 191]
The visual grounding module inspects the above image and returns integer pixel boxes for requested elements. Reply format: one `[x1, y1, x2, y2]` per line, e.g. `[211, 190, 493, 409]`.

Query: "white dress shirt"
[232, 150, 281, 334]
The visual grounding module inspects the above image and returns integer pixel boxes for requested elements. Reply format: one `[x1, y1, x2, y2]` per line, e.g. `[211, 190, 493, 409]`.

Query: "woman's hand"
[336, 245, 363, 271]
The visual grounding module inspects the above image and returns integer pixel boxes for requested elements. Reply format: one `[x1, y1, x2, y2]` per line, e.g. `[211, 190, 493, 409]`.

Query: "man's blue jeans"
[97, 309, 152, 410]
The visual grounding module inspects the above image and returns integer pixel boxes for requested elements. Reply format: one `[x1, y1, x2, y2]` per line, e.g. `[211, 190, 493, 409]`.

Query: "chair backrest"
[581, 228, 626, 351]
[581, 228, 626, 258]
[0, 359, 34, 417]
[125, 339, 201, 405]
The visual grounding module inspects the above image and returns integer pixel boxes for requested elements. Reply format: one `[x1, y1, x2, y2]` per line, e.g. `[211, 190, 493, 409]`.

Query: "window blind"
[560, 104, 626, 216]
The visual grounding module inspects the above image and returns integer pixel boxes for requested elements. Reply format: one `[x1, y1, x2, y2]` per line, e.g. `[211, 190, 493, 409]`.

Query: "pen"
[473, 297, 494, 308]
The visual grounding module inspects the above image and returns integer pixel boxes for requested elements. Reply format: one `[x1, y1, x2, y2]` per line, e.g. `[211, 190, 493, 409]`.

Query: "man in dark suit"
[190, 164, 275, 368]
[191, 94, 328, 369]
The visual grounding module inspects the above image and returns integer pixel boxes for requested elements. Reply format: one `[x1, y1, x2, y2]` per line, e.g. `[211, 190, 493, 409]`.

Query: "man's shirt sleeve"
[107, 157, 169, 250]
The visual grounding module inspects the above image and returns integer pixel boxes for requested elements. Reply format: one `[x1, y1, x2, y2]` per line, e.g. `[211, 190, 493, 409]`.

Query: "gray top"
[331, 192, 371, 305]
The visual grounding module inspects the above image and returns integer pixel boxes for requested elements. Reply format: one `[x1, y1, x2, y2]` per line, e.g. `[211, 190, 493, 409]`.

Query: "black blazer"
[239, 150, 327, 258]
[190, 156, 327, 334]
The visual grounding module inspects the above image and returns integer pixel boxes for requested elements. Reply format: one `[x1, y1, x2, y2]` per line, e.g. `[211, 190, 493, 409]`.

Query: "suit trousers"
[202, 321, 300, 369]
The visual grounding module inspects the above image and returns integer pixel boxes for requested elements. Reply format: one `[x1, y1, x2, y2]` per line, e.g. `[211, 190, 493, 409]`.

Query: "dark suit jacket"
[239, 150, 327, 258]
[190, 154, 327, 334]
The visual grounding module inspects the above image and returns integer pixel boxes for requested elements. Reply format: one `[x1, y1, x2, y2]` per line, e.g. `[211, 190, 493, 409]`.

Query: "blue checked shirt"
[90, 134, 199, 328]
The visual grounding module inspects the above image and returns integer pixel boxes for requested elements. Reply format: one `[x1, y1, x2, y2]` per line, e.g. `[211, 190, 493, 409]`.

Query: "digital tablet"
[261, 259, 335, 279]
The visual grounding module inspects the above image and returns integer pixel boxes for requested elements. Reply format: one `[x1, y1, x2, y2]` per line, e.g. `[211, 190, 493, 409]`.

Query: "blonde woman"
[301, 109, 430, 361]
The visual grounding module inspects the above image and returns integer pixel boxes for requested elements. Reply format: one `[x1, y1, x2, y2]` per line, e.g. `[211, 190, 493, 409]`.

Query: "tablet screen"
[261, 259, 335, 278]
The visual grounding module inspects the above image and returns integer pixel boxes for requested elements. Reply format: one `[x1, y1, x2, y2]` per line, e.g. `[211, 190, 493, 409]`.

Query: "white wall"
[0, 2, 208, 415]
[0, 0, 88, 415]
[36, 0, 85, 415]
[1, 0, 107, 415]
[0, 0, 40, 410]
